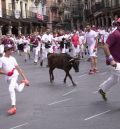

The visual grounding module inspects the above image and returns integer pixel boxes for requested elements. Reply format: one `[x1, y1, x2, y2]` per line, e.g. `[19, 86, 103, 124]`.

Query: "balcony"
[1, 8, 23, 19]
[1, 8, 15, 19]
[112, 0, 120, 9]
[50, 2, 59, 11]
[26, 11, 48, 22]
[92, 1, 112, 14]
[52, 16, 60, 23]
[43, 15, 48, 22]
[91, 2, 105, 13]
[84, 9, 91, 18]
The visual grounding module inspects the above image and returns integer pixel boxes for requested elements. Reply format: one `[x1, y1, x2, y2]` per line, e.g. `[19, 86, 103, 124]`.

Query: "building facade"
[46, 0, 72, 30]
[83, 0, 120, 27]
[0, 0, 48, 36]
[66, 0, 120, 29]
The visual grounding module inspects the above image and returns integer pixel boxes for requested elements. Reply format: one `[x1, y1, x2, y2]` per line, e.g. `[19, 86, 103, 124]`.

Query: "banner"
[14, 10, 20, 19]
[36, 13, 44, 21]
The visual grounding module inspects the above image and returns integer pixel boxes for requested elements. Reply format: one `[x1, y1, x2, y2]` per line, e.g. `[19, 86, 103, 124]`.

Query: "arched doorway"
[2, 25, 8, 35]
[12, 26, 18, 36]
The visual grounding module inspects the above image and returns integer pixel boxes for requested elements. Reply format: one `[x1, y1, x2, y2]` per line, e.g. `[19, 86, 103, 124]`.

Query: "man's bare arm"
[102, 43, 111, 57]
[15, 65, 28, 80]
[0, 68, 7, 75]
[102, 44, 117, 67]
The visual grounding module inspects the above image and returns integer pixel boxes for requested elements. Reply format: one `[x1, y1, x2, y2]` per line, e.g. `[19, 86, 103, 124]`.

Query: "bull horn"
[69, 59, 74, 62]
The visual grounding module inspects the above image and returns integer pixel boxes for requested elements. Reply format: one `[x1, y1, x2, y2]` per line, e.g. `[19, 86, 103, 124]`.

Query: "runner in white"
[79, 32, 86, 59]
[23, 36, 31, 62]
[0, 39, 4, 57]
[0, 44, 29, 115]
[85, 23, 98, 74]
[71, 30, 80, 57]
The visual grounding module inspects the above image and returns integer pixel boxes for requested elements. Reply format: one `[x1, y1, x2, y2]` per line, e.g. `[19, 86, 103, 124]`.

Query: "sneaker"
[99, 89, 107, 101]
[34, 61, 37, 65]
[89, 69, 94, 74]
[46, 64, 49, 67]
[28, 54, 31, 60]
[87, 58, 91, 62]
[40, 61, 43, 67]
[94, 68, 99, 73]
[21, 80, 29, 86]
[7, 107, 16, 115]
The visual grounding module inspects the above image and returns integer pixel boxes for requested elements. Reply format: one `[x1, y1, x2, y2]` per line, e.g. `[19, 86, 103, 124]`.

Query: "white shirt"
[0, 44, 4, 54]
[42, 34, 49, 42]
[0, 56, 18, 74]
[103, 31, 109, 43]
[16, 38, 24, 45]
[85, 30, 97, 46]
[48, 34, 54, 42]
[57, 36, 64, 42]
[79, 36, 85, 45]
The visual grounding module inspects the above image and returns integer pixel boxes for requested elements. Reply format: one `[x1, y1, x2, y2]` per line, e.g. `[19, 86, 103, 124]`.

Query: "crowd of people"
[0, 17, 120, 115]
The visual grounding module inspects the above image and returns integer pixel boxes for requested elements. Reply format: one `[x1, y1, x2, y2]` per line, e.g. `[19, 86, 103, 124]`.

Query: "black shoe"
[28, 54, 31, 60]
[40, 61, 43, 67]
[46, 64, 49, 67]
[99, 89, 107, 101]
[34, 62, 37, 65]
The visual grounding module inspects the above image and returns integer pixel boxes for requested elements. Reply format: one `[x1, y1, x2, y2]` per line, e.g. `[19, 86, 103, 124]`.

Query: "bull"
[48, 53, 80, 86]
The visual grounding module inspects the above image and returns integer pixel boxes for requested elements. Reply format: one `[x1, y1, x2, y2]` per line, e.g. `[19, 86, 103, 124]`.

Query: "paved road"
[0, 50, 120, 129]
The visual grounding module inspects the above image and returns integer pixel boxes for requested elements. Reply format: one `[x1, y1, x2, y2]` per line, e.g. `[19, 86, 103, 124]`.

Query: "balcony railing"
[84, 9, 91, 17]
[112, 1, 120, 9]
[91, 1, 113, 13]
[2, 8, 15, 18]
[52, 16, 60, 22]
[0, 8, 48, 22]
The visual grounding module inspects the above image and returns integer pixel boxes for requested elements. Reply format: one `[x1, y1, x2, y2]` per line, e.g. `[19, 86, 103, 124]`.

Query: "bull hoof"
[63, 79, 66, 83]
[63, 81, 66, 84]
[50, 80, 54, 83]
[73, 83, 77, 86]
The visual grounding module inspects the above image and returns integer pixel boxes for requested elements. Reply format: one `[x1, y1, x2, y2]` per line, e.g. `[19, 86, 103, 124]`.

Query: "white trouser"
[44, 48, 49, 58]
[7, 76, 25, 106]
[80, 44, 84, 53]
[99, 63, 120, 92]
[40, 47, 46, 60]
[72, 44, 80, 57]
[24, 46, 30, 60]
[33, 46, 40, 63]
[88, 44, 97, 57]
